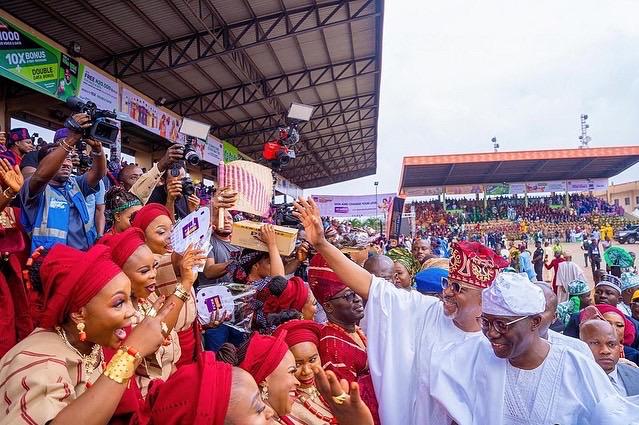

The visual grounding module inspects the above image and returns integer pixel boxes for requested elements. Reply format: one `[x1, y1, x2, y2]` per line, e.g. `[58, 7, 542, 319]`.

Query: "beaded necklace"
[296, 387, 338, 424]
[55, 326, 104, 376]
[325, 321, 367, 348]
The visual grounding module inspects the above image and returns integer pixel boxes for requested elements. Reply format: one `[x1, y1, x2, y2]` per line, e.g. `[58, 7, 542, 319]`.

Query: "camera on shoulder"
[65, 96, 120, 145]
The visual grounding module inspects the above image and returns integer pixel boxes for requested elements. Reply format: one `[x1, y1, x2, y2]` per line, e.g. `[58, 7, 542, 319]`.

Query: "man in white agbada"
[555, 255, 587, 304]
[292, 197, 509, 425]
[430, 272, 628, 425]
[535, 282, 593, 358]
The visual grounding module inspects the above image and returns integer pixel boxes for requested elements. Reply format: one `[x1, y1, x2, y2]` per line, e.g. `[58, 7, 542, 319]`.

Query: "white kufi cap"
[482, 272, 545, 316]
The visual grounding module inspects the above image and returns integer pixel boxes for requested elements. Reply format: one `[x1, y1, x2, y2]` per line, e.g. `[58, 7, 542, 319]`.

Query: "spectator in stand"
[19, 114, 106, 252]
[0, 128, 35, 167]
[103, 186, 142, 235]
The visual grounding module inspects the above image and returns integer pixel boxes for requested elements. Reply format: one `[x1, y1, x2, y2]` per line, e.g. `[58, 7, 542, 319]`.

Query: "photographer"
[147, 165, 199, 220]
[124, 144, 183, 204]
[19, 113, 106, 252]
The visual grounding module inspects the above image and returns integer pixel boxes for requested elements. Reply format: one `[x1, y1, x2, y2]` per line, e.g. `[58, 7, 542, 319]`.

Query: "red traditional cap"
[273, 319, 323, 348]
[581, 304, 636, 346]
[36, 244, 122, 329]
[263, 277, 309, 314]
[99, 227, 147, 267]
[145, 352, 231, 425]
[307, 253, 347, 305]
[240, 332, 289, 384]
[448, 241, 509, 289]
[131, 203, 172, 232]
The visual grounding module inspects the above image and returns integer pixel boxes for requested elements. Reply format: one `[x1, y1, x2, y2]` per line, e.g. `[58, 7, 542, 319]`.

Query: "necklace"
[296, 389, 337, 424]
[326, 321, 367, 348]
[55, 326, 104, 376]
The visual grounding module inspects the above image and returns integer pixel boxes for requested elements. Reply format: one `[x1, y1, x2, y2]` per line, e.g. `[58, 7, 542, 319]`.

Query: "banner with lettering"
[311, 193, 395, 217]
[525, 181, 566, 193]
[485, 183, 509, 196]
[566, 179, 608, 192]
[386, 197, 406, 240]
[189, 134, 223, 166]
[445, 184, 483, 195]
[402, 186, 442, 197]
[275, 173, 303, 199]
[0, 16, 80, 101]
[77, 65, 118, 111]
[224, 141, 240, 162]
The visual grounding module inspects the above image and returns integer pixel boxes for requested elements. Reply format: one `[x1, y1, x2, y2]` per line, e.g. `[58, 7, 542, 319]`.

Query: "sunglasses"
[477, 315, 529, 334]
[328, 290, 359, 303]
[441, 277, 480, 293]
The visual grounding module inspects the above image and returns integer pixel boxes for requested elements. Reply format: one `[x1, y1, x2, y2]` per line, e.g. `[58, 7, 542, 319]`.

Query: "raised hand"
[257, 223, 278, 247]
[124, 297, 175, 358]
[212, 186, 238, 210]
[313, 366, 374, 425]
[178, 244, 207, 288]
[157, 144, 184, 172]
[0, 159, 24, 193]
[293, 197, 326, 248]
[187, 193, 200, 212]
[166, 177, 183, 200]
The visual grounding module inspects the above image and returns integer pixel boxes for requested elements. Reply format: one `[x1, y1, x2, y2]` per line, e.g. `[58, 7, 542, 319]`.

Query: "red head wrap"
[580, 304, 636, 346]
[263, 277, 309, 314]
[36, 244, 122, 329]
[99, 227, 147, 267]
[307, 253, 347, 305]
[240, 332, 289, 384]
[131, 203, 172, 232]
[273, 319, 323, 348]
[144, 352, 232, 425]
[449, 241, 509, 289]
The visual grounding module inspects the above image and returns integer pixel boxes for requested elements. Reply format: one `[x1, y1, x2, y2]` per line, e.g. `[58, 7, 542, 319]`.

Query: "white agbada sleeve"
[361, 276, 439, 425]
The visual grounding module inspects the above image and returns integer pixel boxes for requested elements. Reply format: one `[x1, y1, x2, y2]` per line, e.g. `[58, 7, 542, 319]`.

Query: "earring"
[260, 384, 269, 401]
[77, 322, 86, 342]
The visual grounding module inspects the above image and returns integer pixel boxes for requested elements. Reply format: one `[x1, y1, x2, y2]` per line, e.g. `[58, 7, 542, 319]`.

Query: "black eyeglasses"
[477, 315, 529, 334]
[328, 290, 359, 303]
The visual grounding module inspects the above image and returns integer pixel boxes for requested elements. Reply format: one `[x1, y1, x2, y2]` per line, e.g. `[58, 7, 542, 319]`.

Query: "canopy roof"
[399, 146, 639, 194]
[3, 0, 384, 188]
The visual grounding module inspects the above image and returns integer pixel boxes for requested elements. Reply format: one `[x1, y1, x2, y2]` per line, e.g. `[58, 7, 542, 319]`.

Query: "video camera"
[262, 103, 314, 170]
[66, 96, 119, 145]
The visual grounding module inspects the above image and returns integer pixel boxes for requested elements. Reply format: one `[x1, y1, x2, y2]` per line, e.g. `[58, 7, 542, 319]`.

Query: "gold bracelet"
[103, 348, 136, 384]
[2, 187, 16, 200]
[59, 138, 74, 153]
[173, 282, 190, 302]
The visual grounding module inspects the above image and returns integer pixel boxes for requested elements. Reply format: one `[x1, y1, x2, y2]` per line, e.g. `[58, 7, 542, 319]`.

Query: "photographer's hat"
[54, 128, 70, 142]
[8, 128, 30, 146]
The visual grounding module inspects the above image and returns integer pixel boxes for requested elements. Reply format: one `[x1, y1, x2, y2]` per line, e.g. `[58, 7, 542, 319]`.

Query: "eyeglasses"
[328, 290, 359, 303]
[478, 315, 529, 334]
[441, 277, 480, 294]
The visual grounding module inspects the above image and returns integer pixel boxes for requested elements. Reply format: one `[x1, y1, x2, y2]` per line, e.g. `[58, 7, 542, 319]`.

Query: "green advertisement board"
[485, 183, 509, 196]
[223, 141, 239, 162]
[0, 17, 80, 101]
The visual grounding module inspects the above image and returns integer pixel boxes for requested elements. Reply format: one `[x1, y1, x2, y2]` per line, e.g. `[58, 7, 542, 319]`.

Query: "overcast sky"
[309, 0, 639, 196]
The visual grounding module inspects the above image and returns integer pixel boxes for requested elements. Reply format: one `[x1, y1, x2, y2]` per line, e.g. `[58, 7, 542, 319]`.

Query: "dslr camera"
[170, 136, 201, 177]
[65, 96, 119, 145]
[76, 139, 93, 169]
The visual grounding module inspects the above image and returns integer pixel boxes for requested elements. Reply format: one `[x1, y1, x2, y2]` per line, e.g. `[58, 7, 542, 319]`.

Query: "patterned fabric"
[568, 279, 590, 296]
[387, 247, 421, 279]
[219, 160, 273, 218]
[595, 273, 622, 294]
[620, 272, 639, 291]
[556, 297, 580, 327]
[449, 241, 509, 288]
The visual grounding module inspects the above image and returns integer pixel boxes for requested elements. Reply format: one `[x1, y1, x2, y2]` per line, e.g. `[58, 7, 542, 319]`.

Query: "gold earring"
[260, 384, 269, 401]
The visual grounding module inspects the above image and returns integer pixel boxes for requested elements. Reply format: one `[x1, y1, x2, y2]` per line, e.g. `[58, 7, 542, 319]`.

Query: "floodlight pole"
[374, 181, 380, 234]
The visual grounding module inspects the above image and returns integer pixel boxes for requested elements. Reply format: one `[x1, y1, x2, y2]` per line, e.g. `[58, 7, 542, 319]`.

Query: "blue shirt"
[20, 175, 98, 251]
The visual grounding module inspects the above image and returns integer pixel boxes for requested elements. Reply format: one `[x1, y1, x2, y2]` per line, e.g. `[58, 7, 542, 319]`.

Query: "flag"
[220, 160, 273, 217]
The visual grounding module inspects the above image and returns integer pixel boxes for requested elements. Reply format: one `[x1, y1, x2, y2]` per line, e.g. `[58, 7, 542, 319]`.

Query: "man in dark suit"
[580, 319, 639, 396]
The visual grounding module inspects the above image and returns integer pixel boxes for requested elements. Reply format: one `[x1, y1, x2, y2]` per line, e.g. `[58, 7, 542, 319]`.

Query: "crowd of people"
[0, 114, 638, 424]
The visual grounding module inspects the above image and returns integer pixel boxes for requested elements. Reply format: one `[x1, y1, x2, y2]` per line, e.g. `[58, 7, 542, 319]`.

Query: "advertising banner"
[387, 197, 406, 240]
[311, 193, 395, 217]
[485, 183, 509, 196]
[525, 181, 566, 193]
[190, 135, 223, 166]
[0, 16, 80, 101]
[224, 141, 240, 162]
[445, 184, 483, 195]
[77, 65, 118, 111]
[402, 186, 442, 197]
[121, 88, 183, 142]
[508, 183, 526, 195]
[566, 179, 608, 192]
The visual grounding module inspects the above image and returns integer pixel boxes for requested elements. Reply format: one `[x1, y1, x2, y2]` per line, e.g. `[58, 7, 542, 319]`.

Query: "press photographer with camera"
[147, 164, 200, 220]
[18, 113, 107, 253]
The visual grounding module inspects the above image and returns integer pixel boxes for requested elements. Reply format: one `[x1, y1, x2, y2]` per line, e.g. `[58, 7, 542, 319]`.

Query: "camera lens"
[184, 150, 200, 166]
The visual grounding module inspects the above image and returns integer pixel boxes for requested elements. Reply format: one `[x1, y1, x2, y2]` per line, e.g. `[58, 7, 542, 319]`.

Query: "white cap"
[482, 272, 546, 316]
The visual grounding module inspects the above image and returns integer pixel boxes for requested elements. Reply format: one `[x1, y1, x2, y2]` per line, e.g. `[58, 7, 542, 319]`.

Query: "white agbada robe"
[362, 276, 481, 425]
[555, 261, 587, 303]
[547, 329, 592, 358]
[430, 336, 626, 425]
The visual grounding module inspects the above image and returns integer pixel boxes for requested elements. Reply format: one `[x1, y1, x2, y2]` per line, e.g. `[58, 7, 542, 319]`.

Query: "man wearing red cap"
[294, 197, 508, 425]
[0, 128, 34, 167]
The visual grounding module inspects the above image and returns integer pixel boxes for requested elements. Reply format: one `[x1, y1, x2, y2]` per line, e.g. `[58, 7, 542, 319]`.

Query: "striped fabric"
[223, 160, 273, 217]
